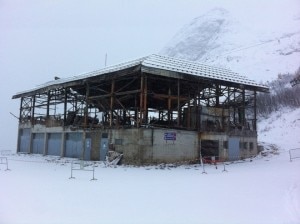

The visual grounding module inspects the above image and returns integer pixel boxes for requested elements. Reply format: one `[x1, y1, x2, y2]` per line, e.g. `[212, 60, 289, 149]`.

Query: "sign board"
[164, 132, 176, 141]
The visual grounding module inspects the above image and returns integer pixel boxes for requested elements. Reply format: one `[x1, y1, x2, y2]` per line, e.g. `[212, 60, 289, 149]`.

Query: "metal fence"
[289, 148, 300, 162]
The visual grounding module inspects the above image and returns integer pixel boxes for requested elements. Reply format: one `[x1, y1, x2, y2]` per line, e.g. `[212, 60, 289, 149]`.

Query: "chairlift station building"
[12, 54, 269, 164]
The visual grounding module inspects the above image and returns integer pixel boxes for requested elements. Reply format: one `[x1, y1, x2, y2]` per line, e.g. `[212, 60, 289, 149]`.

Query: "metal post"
[69, 161, 75, 179]
[0, 157, 10, 171]
[201, 162, 207, 174]
[199, 153, 207, 174]
[90, 163, 97, 181]
[6, 158, 9, 171]
[222, 162, 228, 172]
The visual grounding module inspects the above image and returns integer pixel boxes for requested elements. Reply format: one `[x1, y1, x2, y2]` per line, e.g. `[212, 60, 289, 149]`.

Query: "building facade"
[12, 54, 269, 164]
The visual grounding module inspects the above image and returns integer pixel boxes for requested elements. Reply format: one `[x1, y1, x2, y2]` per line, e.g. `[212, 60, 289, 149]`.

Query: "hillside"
[258, 107, 300, 150]
[160, 8, 300, 83]
[160, 7, 300, 150]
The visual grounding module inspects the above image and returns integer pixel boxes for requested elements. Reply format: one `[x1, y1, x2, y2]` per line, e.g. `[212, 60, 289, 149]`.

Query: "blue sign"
[164, 132, 176, 141]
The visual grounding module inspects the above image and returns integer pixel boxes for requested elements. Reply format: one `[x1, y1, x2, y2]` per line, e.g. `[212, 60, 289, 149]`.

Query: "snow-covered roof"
[141, 54, 267, 88]
[12, 54, 268, 98]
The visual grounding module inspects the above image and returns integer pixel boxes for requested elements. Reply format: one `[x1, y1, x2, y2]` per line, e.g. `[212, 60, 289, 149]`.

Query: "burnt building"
[12, 54, 269, 164]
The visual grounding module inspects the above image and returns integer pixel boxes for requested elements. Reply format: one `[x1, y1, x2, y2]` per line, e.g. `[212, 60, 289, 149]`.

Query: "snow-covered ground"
[258, 107, 300, 150]
[1, 147, 299, 224]
[1, 107, 300, 224]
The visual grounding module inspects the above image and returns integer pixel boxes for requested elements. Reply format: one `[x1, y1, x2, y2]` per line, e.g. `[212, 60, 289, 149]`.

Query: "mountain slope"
[258, 107, 300, 150]
[160, 8, 300, 82]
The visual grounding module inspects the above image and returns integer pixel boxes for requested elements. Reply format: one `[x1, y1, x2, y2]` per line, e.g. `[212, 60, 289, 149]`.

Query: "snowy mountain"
[160, 8, 300, 83]
[161, 8, 300, 150]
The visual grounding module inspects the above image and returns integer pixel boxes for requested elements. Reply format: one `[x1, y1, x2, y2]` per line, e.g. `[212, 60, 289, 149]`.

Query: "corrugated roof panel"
[13, 57, 145, 97]
[13, 54, 268, 98]
[142, 54, 267, 89]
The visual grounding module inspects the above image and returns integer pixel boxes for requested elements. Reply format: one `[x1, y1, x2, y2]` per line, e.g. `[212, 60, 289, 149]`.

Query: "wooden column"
[168, 86, 171, 125]
[63, 88, 68, 126]
[227, 86, 230, 130]
[242, 88, 246, 126]
[253, 90, 257, 131]
[139, 75, 144, 126]
[187, 93, 191, 129]
[46, 91, 50, 118]
[233, 88, 236, 124]
[84, 83, 90, 128]
[197, 83, 201, 131]
[177, 79, 181, 126]
[83, 82, 90, 160]
[110, 79, 115, 127]
[143, 75, 148, 124]
[31, 95, 35, 125]
[19, 97, 23, 123]
[216, 84, 220, 106]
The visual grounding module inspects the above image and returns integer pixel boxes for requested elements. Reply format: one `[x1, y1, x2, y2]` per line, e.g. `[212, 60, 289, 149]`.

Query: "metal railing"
[200, 156, 228, 174]
[69, 160, 97, 181]
[0, 157, 10, 171]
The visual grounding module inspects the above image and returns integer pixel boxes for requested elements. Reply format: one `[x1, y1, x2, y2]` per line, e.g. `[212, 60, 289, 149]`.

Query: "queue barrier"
[69, 160, 97, 181]
[0, 157, 10, 171]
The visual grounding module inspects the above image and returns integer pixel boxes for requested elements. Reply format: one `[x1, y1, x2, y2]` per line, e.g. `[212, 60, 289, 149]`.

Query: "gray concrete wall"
[200, 132, 258, 160]
[152, 129, 198, 164]
[17, 124, 258, 164]
[105, 128, 199, 164]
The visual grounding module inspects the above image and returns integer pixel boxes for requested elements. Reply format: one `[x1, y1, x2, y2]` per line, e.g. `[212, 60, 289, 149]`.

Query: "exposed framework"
[13, 54, 269, 134]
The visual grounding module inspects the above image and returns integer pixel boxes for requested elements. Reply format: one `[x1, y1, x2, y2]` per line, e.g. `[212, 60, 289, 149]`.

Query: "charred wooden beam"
[88, 89, 140, 100]
[143, 76, 148, 123]
[110, 79, 115, 127]
[177, 79, 181, 126]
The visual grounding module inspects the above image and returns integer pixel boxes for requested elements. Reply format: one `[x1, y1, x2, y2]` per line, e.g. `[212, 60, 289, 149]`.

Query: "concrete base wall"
[17, 124, 258, 164]
[111, 128, 199, 164]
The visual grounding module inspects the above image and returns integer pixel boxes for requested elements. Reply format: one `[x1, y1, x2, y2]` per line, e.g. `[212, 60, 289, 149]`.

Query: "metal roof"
[143, 54, 265, 87]
[12, 54, 269, 99]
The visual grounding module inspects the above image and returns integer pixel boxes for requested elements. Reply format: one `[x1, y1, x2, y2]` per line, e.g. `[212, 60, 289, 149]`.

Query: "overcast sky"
[0, 0, 299, 150]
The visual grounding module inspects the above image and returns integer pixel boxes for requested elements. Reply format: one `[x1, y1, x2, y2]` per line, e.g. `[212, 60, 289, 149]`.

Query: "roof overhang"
[12, 54, 269, 99]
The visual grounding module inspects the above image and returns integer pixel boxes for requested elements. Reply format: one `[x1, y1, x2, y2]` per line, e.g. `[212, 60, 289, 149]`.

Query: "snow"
[161, 7, 300, 83]
[258, 107, 300, 150]
[2, 92, 300, 224]
[1, 149, 300, 224]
